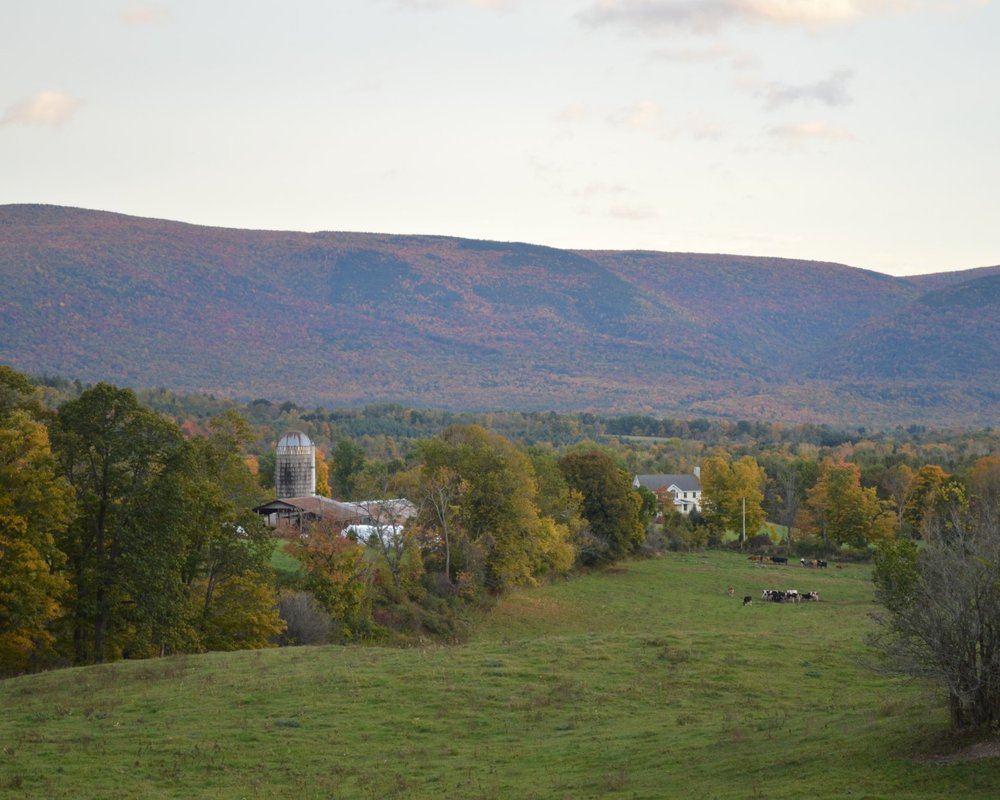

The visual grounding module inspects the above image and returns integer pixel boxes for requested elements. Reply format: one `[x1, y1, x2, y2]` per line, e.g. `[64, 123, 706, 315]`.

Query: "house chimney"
[693, 466, 701, 479]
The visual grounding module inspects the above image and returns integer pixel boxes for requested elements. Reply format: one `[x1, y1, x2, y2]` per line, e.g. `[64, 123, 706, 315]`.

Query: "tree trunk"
[72, 554, 86, 664]
[949, 693, 973, 730]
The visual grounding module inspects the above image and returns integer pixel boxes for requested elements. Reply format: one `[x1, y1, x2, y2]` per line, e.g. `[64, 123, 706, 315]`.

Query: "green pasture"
[269, 538, 302, 576]
[2, 551, 998, 799]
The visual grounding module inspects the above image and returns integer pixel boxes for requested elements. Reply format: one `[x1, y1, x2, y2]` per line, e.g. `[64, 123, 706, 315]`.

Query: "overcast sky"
[2, 1, 997, 275]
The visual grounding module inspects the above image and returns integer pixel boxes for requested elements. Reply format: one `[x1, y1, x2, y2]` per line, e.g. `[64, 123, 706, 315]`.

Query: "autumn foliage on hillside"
[2, 205, 999, 426]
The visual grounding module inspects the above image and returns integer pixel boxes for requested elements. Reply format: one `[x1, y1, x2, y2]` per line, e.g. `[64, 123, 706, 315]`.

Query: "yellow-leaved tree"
[700, 454, 767, 545]
[0, 367, 74, 675]
[806, 460, 896, 547]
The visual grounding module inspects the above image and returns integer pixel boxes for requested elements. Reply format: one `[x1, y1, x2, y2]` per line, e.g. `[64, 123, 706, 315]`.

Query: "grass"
[269, 538, 302, 576]
[1, 551, 998, 798]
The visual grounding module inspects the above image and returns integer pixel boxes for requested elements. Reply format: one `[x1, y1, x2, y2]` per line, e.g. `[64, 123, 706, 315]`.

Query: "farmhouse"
[633, 469, 702, 515]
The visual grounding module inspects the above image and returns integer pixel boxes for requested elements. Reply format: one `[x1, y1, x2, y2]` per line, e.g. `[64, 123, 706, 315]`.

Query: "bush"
[640, 526, 671, 555]
[677, 526, 709, 550]
[650, 527, 709, 553]
[371, 596, 472, 644]
[276, 591, 333, 646]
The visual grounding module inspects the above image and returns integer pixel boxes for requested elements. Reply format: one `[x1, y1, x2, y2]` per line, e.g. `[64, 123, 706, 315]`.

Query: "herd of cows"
[747, 555, 829, 568]
[754, 589, 820, 604]
[733, 554, 831, 606]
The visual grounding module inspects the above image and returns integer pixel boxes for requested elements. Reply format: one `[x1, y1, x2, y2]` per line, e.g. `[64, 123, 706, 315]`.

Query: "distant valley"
[1, 204, 998, 426]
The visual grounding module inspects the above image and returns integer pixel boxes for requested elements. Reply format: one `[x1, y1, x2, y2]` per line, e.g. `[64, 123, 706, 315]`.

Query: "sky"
[2, 0, 998, 276]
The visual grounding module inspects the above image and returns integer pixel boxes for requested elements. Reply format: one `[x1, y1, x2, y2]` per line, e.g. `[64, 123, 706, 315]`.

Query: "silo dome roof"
[277, 430, 313, 448]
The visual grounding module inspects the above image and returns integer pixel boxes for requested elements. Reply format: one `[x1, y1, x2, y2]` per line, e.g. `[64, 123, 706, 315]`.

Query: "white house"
[633, 468, 702, 515]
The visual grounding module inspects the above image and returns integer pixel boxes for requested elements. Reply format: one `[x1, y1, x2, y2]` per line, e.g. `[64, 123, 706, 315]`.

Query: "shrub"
[276, 591, 333, 646]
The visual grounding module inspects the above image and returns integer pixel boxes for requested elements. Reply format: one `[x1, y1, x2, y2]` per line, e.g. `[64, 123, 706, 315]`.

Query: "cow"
[800, 558, 820, 568]
[762, 588, 817, 603]
[743, 596, 753, 606]
[817, 559, 828, 569]
[748, 554, 767, 563]
[771, 556, 788, 564]
[727, 586, 735, 597]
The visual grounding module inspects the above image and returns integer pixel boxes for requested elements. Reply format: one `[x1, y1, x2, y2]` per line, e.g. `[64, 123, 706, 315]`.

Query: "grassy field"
[1, 551, 998, 799]
[270, 538, 302, 576]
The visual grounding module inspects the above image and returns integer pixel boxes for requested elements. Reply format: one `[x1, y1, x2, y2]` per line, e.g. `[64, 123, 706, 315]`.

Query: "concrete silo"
[276, 430, 316, 498]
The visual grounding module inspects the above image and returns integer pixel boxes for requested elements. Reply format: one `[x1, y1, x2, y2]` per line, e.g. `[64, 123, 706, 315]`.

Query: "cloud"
[684, 112, 724, 140]
[650, 43, 757, 70]
[768, 119, 854, 142]
[527, 155, 566, 181]
[555, 104, 593, 124]
[0, 91, 81, 127]
[579, 0, 913, 35]
[607, 205, 657, 220]
[609, 100, 664, 131]
[392, 0, 516, 10]
[755, 69, 854, 109]
[574, 182, 629, 198]
[121, 3, 172, 26]
[607, 102, 724, 141]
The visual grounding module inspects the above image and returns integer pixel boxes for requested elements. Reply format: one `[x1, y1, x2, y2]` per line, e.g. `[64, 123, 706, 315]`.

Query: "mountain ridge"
[1, 204, 997, 426]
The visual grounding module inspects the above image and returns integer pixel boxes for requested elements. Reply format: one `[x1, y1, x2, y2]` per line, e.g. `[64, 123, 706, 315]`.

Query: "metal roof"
[277, 430, 314, 448]
[253, 495, 358, 519]
[634, 474, 702, 493]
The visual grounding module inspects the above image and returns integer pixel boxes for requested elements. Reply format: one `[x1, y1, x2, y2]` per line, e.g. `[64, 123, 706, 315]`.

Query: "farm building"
[252, 430, 416, 534]
[633, 469, 703, 515]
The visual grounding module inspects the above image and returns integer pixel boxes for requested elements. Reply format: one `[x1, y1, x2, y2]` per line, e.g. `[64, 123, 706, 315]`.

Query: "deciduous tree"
[774, 458, 817, 548]
[289, 518, 372, 636]
[412, 453, 464, 586]
[880, 463, 915, 526]
[806, 460, 895, 548]
[558, 450, 644, 565]
[0, 407, 73, 674]
[53, 384, 191, 663]
[968, 456, 1000, 528]
[179, 411, 275, 646]
[195, 573, 285, 651]
[903, 464, 949, 537]
[331, 438, 366, 499]
[422, 426, 573, 591]
[872, 503, 1000, 730]
[700, 455, 767, 545]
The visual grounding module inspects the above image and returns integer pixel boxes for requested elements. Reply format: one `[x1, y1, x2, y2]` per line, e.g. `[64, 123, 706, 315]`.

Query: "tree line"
[10, 368, 1000, 733]
[0, 368, 646, 676]
[1, 368, 285, 674]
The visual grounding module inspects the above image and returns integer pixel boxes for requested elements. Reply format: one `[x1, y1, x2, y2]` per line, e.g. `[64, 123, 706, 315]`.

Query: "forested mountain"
[1, 204, 997, 426]
[817, 273, 1000, 382]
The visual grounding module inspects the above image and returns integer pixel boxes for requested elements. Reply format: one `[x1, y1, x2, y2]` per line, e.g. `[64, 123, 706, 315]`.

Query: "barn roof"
[253, 495, 360, 521]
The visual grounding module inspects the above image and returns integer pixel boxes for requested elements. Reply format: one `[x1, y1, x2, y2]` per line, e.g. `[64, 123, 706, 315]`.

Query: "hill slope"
[1, 553, 996, 799]
[1, 204, 997, 424]
[819, 273, 1000, 382]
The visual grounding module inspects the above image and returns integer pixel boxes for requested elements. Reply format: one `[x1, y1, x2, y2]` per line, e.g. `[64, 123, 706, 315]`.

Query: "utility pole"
[741, 495, 746, 548]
